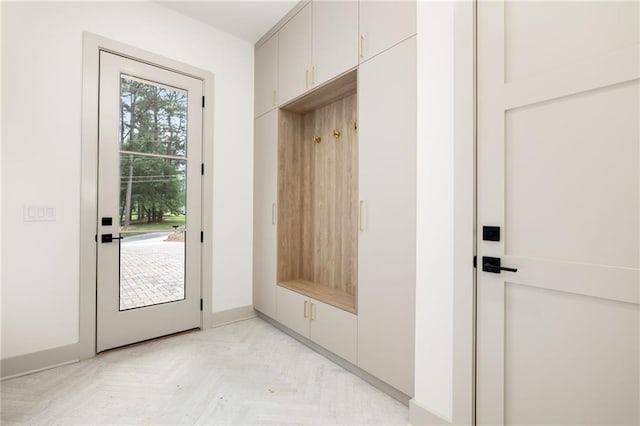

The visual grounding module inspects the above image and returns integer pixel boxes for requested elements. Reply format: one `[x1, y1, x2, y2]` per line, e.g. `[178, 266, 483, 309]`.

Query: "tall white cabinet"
[252, 110, 278, 318]
[357, 36, 417, 395]
[253, 0, 416, 398]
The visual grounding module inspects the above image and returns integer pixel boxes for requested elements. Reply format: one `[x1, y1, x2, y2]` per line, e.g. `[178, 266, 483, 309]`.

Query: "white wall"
[0, 0, 3, 360]
[1, 1, 254, 359]
[413, 1, 475, 424]
[415, 1, 455, 420]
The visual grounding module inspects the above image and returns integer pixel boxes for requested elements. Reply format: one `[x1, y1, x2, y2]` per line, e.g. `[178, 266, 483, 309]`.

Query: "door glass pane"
[118, 73, 189, 311]
[120, 75, 187, 157]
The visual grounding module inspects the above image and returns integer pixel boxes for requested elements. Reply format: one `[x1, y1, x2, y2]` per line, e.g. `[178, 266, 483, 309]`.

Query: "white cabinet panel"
[253, 111, 278, 318]
[276, 286, 357, 365]
[359, 0, 416, 62]
[254, 34, 278, 117]
[278, 3, 312, 104]
[310, 299, 357, 364]
[312, 0, 358, 87]
[357, 36, 417, 396]
[276, 286, 311, 338]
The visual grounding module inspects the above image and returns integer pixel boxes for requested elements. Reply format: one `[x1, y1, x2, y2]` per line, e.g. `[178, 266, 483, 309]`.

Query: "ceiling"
[158, 1, 299, 44]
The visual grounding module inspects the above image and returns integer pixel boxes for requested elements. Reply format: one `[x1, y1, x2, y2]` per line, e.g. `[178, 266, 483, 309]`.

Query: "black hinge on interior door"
[202, 96, 205, 108]
[200, 298, 203, 311]
[473, 255, 477, 268]
[200, 231, 204, 243]
[201, 163, 204, 175]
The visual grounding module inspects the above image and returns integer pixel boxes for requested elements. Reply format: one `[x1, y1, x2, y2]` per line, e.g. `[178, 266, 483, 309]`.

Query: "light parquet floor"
[1, 318, 408, 425]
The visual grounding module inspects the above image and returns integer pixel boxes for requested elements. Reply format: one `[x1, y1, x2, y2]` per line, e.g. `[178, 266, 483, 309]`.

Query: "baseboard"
[409, 399, 452, 425]
[257, 312, 411, 406]
[209, 305, 256, 328]
[2, 306, 255, 379]
[1, 343, 80, 380]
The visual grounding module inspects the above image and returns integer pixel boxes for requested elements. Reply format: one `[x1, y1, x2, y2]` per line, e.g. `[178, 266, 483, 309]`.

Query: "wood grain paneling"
[277, 109, 304, 283]
[279, 279, 356, 314]
[312, 94, 358, 297]
[283, 70, 357, 114]
[277, 82, 358, 313]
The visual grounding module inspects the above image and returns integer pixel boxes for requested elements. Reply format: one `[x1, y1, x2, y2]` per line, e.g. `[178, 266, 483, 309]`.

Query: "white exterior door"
[97, 51, 203, 352]
[477, 2, 639, 424]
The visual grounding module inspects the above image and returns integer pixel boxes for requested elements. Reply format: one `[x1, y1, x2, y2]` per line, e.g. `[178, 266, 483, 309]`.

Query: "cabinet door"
[312, 0, 358, 87]
[309, 299, 357, 364]
[359, 0, 416, 62]
[278, 3, 312, 104]
[357, 36, 417, 396]
[253, 110, 278, 318]
[254, 34, 278, 117]
[276, 286, 310, 338]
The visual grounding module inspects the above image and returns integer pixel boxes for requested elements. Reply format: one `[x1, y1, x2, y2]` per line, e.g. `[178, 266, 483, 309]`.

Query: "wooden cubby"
[277, 70, 358, 314]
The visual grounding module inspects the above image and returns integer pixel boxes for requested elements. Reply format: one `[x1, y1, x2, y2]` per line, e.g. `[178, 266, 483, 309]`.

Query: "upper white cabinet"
[252, 110, 278, 318]
[278, 1, 358, 104]
[312, 0, 359, 87]
[357, 35, 417, 396]
[359, 0, 416, 62]
[254, 34, 278, 118]
[278, 3, 312, 104]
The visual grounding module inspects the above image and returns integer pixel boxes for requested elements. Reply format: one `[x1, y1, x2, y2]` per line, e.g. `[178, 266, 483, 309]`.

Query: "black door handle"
[101, 234, 122, 243]
[482, 256, 518, 273]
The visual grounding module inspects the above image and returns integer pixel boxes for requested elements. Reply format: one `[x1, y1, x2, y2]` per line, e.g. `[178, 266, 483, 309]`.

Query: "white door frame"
[80, 32, 215, 359]
[410, 3, 476, 425]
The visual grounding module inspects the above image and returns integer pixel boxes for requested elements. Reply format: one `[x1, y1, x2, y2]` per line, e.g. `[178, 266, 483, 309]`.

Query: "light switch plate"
[24, 205, 56, 222]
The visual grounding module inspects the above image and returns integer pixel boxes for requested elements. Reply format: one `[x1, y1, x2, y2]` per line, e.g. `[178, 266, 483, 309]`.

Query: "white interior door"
[97, 51, 203, 352]
[477, 2, 639, 424]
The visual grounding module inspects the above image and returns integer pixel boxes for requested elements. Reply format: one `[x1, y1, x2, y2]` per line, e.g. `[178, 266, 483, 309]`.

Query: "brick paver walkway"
[119, 232, 185, 310]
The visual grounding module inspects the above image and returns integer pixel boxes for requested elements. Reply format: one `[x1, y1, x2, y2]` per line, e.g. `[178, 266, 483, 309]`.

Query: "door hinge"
[473, 255, 477, 268]
[201, 163, 204, 175]
[94, 234, 97, 243]
[202, 96, 205, 108]
[200, 298, 203, 311]
[200, 231, 204, 243]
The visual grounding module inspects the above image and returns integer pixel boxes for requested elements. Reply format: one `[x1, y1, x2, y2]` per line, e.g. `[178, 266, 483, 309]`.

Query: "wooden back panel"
[277, 92, 358, 303]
